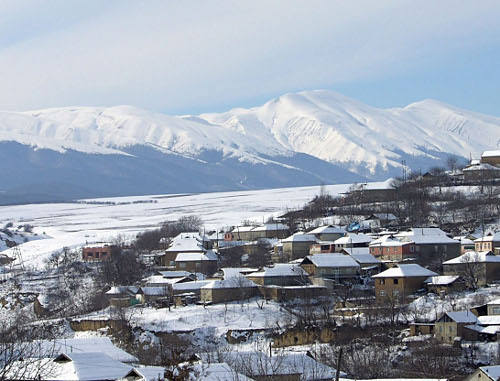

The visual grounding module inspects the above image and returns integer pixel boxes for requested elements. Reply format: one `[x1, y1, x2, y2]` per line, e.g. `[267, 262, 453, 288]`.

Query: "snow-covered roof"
[303, 254, 360, 268]
[144, 275, 187, 285]
[370, 235, 412, 247]
[248, 263, 308, 277]
[463, 163, 500, 171]
[365, 213, 397, 221]
[348, 251, 381, 265]
[282, 232, 319, 243]
[475, 232, 500, 242]
[138, 286, 169, 296]
[222, 267, 258, 279]
[31, 337, 138, 363]
[8, 352, 136, 381]
[251, 223, 289, 232]
[166, 232, 207, 252]
[175, 250, 218, 262]
[441, 311, 477, 324]
[158, 270, 195, 278]
[172, 280, 212, 291]
[308, 225, 345, 235]
[334, 233, 373, 245]
[465, 325, 500, 335]
[372, 264, 438, 278]
[189, 362, 254, 381]
[201, 276, 257, 289]
[477, 315, 500, 325]
[453, 237, 475, 245]
[482, 150, 500, 157]
[105, 286, 139, 296]
[397, 228, 458, 245]
[487, 298, 500, 305]
[231, 225, 256, 233]
[480, 365, 500, 380]
[424, 275, 460, 285]
[443, 251, 500, 265]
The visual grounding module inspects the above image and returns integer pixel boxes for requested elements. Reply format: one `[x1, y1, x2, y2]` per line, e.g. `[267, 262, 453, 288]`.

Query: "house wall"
[414, 243, 460, 261]
[465, 369, 492, 381]
[247, 275, 307, 287]
[301, 264, 358, 279]
[442, 262, 500, 287]
[200, 287, 259, 304]
[426, 282, 466, 295]
[282, 241, 316, 260]
[435, 320, 467, 344]
[475, 241, 500, 251]
[370, 244, 416, 261]
[409, 323, 434, 336]
[487, 303, 500, 315]
[82, 246, 113, 261]
[375, 276, 428, 303]
[262, 286, 328, 302]
[481, 156, 500, 166]
[175, 260, 218, 275]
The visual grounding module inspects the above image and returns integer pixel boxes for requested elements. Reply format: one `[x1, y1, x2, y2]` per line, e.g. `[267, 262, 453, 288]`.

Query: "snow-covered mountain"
[0, 90, 499, 204]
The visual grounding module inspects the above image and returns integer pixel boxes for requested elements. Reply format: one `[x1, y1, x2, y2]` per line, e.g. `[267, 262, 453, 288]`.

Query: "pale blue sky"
[0, 1, 499, 115]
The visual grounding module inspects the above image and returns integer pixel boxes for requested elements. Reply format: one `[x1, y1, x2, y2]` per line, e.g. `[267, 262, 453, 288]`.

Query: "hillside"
[1, 90, 499, 203]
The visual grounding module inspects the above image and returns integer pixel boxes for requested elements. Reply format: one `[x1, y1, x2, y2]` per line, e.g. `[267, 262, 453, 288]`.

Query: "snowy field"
[0, 180, 391, 269]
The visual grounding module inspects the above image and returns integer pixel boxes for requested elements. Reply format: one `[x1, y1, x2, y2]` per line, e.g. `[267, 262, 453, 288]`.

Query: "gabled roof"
[222, 267, 258, 279]
[190, 362, 255, 381]
[309, 225, 346, 235]
[282, 232, 319, 243]
[302, 254, 360, 268]
[334, 233, 373, 245]
[372, 264, 438, 278]
[482, 150, 500, 157]
[201, 276, 257, 289]
[248, 263, 308, 277]
[166, 232, 207, 253]
[475, 232, 500, 242]
[251, 223, 289, 232]
[477, 315, 500, 325]
[53, 352, 134, 380]
[443, 251, 500, 265]
[348, 251, 381, 265]
[438, 310, 477, 324]
[105, 286, 139, 296]
[397, 228, 458, 244]
[158, 270, 195, 278]
[138, 286, 170, 296]
[479, 365, 500, 381]
[172, 280, 212, 291]
[175, 250, 218, 262]
[32, 337, 138, 363]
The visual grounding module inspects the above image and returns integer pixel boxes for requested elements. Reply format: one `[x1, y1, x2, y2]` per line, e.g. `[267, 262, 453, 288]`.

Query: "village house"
[200, 276, 259, 304]
[174, 250, 218, 276]
[136, 286, 170, 305]
[396, 228, 460, 261]
[333, 232, 373, 252]
[372, 264, 438, 303]
[281, 232, 319, 260]
[369, 235, 416, 261]
[487, 298, 500, 315]
[467, 365, 500, 381]
[475, 232, 500, 252]
[171, 280, 212, 298]
[159, 232, 212, 267]
[362, 213, 397, 230]
[246, 263, 310, 286]
[442, 251, 500, 288]
[104, 286, 140, 307]
[454, 235, 477, 254]
[3, 352, 165, 381]
[308, 225, 346, 241]
[435, 310, 478, 344]
[228, 225, 257, 241]
[81, 243, 114, 262]
[300, 253, 360, 280]
[341, 247, 382, 272]
[251, 223, 290, 239]
[462, 162, 500, 182]
[424, 275, 465, 295]
[264, 284, 329, 302]
[481, 150, 500, 167]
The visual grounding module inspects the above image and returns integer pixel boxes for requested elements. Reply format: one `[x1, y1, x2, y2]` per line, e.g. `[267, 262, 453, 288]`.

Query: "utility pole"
[335, 348, 343, 381]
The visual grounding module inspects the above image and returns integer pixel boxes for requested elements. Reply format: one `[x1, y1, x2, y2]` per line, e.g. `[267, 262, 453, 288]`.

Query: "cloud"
[0, 0, 499, 113]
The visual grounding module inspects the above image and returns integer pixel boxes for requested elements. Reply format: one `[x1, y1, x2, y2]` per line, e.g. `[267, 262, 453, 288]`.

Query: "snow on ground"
[78, 299, 292, 335]
[0, 181, 389, 269]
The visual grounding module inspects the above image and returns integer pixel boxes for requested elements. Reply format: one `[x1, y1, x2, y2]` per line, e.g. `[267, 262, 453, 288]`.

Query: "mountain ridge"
[0, 89, 498, 204]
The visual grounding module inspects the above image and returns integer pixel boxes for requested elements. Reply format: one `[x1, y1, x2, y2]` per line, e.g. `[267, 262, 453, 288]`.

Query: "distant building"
[308, 225, 346, 242]
[159, 232, 211, 267]
[369, 235, 416, 261]
[396, 228, 460, 261]
[475, 232, 500, 252]
[82, 243, 114, 262]
[424, 275, 465, 295]
[246, 263, 309, 286]
[467, 365, 500, 381]
[372, 264, 437, 303]
[300, 254, 360, 280]
[480, 150, 500, 167]
[281, 232, 319, 260]
[435, 310, 478, 344]
[174, 250, 218, 276]
[443, 251, 500, 287]
[200, 276, 258, 304]
[333, 233, 373, 252]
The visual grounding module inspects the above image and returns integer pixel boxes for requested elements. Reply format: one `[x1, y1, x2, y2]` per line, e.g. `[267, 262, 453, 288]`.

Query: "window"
[439, 326, 443, 333]
[380, 290, 386, 296]
[410, 245, 414, 252]
[449, 326, 453, 332]
[379, 279, 385, 285]
[393, 290, 399, 296]
[493, 307, 500, 315]
[393, 278, 399, 284]
[179, 263, 186, 269]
